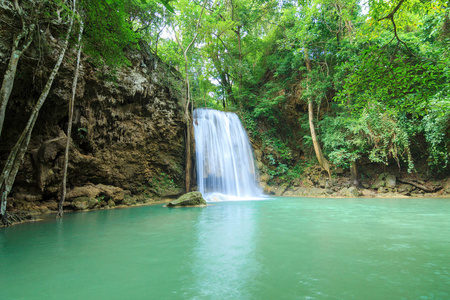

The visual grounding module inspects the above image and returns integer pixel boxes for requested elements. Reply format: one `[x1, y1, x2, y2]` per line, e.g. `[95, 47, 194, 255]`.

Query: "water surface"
[1, 197, 449, 299]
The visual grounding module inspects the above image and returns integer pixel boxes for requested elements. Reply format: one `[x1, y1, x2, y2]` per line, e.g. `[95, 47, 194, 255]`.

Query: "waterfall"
[193, 108, 263, 201]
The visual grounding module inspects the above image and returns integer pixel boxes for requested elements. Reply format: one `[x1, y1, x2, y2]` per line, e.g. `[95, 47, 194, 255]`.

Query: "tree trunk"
[0, 0, 76, 225]
[183, 55, 193, 192]
[236, 25, 243, 109]
[304, 48, 331, 178]
[58, 20, 83, 218]
[0, 23, 35, 138]
[173, 0, 207, 192]
[211, 55, 234, 105]
[350, 161, 359, 186]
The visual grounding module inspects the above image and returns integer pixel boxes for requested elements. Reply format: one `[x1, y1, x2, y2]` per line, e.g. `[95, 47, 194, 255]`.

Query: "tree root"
[1, 212, 28, 227]
[1, 213, 12, 226]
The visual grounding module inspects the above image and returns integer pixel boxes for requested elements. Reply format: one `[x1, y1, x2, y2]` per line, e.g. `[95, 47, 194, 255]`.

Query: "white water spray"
[193, 108, 263, 201]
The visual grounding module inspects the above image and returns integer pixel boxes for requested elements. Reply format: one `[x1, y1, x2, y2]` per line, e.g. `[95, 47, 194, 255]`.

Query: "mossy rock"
[166, 192, 207, 207]
[371, 179, 385, 189]
[72, 197, 98, 210]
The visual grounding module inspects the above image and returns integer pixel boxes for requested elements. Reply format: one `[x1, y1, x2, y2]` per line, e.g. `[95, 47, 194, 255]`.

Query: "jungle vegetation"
[0, 0, 449, 223]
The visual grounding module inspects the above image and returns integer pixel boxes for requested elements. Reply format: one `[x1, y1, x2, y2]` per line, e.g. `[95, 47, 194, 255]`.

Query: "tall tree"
[172, 0, 208, 192]
[58, 19, 84, 218]
[0, 0, 37, 138]
[304, 48, 331, 177]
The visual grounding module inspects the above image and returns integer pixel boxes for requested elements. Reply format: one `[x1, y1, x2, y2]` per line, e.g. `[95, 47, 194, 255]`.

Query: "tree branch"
[378, 0, 405, 22]
[377, 0, 416, 57]
[185, 0, 208, 54]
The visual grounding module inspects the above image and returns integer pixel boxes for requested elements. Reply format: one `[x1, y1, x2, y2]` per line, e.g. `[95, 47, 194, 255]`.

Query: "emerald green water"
[1, 197, 449, 299]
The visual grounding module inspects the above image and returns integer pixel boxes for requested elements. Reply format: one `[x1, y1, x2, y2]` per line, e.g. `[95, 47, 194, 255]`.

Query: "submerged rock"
[166, 192, 207, 207]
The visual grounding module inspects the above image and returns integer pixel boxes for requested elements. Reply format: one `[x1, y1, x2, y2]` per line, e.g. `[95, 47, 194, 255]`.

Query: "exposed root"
[1, 212, 12, 226]
[1, 211, 30, 227]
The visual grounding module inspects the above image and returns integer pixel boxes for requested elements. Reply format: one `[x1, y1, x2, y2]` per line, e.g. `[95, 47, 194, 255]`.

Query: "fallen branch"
[398, 178, 442, 193]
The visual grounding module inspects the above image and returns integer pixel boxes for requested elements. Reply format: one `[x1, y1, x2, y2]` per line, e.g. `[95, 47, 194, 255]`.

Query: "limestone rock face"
[166, 192, 207, 207]
[0, 17, 185, 207]
[66, 184, 131, 204]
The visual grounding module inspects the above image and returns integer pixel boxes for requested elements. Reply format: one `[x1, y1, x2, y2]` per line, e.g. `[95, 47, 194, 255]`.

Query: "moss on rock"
[166, 192, 207, 207]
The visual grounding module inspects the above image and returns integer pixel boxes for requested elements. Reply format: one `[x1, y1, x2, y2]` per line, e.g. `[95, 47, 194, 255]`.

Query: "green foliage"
[80, 0, 137, 66]
[131, 0, 450, 175]
[337, 47, 448, 115]
[421, 98, 450, 170]
[76, 127, 88, 139]
[321, 107, 416, 172]
[149, 172, 177, 194]
[80, 0, 166, 67]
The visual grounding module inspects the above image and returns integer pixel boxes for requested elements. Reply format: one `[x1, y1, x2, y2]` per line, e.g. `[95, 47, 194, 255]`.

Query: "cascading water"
[193, 108, 263, 201]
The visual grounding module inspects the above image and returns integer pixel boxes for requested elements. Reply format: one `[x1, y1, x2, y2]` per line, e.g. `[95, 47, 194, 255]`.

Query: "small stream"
[1, 197, 449, 299]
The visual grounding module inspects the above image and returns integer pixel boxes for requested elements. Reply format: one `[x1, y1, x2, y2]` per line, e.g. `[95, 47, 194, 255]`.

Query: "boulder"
[378, 173, 388, 180]
[398, 183, 414, 194]
[361, 189, 376, 197]
[371, 179, 385, 189]
[386, 175, 396, 188]
[378, 187, 387, 193]
[295, 187, 310, 196]
[265, 183, 289, 196]
[275, 183, 290, 196]
[166, 192, 207, 207]
[348, 186, 360, 197]
[339, 186, 360, 197]
[309, 187, 325, 196]
[72, 197, 98, 210]
[442, 181, 450, 195]
[264, 186, 276, 195]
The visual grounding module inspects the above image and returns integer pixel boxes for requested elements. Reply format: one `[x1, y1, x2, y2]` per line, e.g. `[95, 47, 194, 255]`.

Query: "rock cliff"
[0, 20, 186, 214]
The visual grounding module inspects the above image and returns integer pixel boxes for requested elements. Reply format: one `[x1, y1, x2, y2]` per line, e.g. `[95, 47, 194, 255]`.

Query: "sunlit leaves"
[80, 0, 165, 67]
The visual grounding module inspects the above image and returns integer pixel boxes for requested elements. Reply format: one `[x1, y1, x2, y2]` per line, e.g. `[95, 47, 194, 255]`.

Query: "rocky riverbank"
[4, 175, 450, 227]
[261, 166, 450, 199]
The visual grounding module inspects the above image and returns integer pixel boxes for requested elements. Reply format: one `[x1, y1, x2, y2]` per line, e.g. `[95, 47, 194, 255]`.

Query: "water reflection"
[190, 203, 260, 298]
